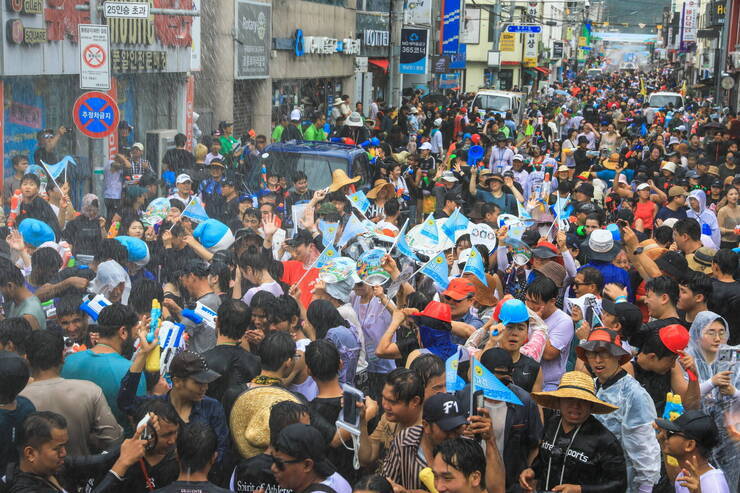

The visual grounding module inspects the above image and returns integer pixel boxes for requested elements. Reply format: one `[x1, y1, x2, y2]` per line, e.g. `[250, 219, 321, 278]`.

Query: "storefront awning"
[369, 59, 389, 73]
[535, 66, 551, 74]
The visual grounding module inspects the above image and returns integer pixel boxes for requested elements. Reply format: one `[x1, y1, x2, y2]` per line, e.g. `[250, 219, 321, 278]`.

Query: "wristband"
[109, 469, 124, 482]
[615, 296, 627, 303]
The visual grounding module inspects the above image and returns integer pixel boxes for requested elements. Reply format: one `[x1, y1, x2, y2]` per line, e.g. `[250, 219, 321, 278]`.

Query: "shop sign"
[363, 29, 389, 47]
[442, 0, 461, 55]
[6, 20, 45, 44]
[524, 2, 538, 67]
[112, 49, 167, 72]
[431, 55, 450, 73]
[499, 33, 515, 52]
[6, 0, 42, 14]
[400, 28, 427, 74]
[439, 73, 459, 89]
[355, 56, 368, 73]
[235, 0, 270, 79]
[552, 40, 563, 59]
[293, 30, 361, 56]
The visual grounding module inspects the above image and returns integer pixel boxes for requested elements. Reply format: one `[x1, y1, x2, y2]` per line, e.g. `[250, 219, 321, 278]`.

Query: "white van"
[648, 91, 684, 109]
[472, 90, 526, 123]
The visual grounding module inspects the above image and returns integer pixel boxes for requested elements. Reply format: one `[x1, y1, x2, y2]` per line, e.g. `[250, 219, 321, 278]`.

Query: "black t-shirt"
[162, 148, 196, 173]
[34, 147, 58, 166]
[308, 397, 358, 484]
[115, 450, 179, 492]
[154, 480, 230, 492]
[202, 345, 261, 407]
[230, 453, 280, 493]
[709, 279, 740, 345]
[632, 360, 672, 416]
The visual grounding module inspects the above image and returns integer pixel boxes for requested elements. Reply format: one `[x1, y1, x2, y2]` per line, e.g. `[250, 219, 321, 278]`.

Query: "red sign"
[73, 90, 120, 139]
[83, 43, 106, 68]
[185, 75, 194, 151]
[107, 79, 119, 159]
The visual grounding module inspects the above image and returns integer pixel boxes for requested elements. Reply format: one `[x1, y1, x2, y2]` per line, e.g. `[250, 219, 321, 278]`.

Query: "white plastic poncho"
[687, 311, 740, 492]
[594, 373, 661, 493]
[89, 260, 131, 305]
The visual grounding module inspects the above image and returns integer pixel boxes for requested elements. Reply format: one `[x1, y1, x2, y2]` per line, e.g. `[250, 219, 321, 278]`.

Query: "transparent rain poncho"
[687, 311, 740, 492]
[594, 373, 661, 493]
[89, 260, 131, 305]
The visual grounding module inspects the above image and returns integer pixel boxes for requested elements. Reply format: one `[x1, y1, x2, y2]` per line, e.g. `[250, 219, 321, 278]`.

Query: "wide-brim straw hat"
[328, 169, 361, 192]
[531, 371, 618, 414]
[366, 179, 396, 199]
[229, 386, 301, 459]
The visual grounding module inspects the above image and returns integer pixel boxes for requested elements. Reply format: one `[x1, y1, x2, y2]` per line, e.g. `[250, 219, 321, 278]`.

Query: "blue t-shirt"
[0, 396, 35, 471]
[61, 350, 147, 429]
[583, 261, 633, 300]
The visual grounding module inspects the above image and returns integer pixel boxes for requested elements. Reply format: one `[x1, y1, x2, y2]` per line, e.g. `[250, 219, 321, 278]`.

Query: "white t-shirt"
[323, 472, 352, 493]
[674, 467, 730, 493]
[242, 281, 284, 305]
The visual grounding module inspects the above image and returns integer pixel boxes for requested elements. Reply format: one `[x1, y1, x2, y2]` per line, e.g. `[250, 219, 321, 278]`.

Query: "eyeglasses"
[573, 282, 595, 287]
[704, 329, 726, 339]
[444, 295, 471, 304]
[270, 455, 303, 470]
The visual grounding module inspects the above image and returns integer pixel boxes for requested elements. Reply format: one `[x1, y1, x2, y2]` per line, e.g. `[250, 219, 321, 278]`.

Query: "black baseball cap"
[444, 192, 462, 204]
[575, 201, 597, 214]
[274, 424, 336, 477]
[422, 393, 468, 431]
[480, 347, 514, 374]
[522, 229, 541, 247]
[0, 351, 30, 402]
[601, 300, 643, 336]
[655, 410, 720, 450]
[655, 251, 689, 282]
[169, 350, 220, 384]
[577, 183, 595, 198]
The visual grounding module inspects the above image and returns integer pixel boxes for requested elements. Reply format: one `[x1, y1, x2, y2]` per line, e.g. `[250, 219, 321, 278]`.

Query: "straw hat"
[532, 371, 618, 414]
[229, 386, 302, 459]
[601, 153, 621, 171]
[466, 273, 498, 307]
[328, 169, 361, 192]
[366, 179, 396, 199]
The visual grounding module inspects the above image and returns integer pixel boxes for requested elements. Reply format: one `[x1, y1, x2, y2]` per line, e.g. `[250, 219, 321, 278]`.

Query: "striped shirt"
[381, 425, 426, 491]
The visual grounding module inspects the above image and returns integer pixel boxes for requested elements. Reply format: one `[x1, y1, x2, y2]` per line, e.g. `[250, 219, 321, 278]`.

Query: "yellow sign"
[523, 57, 537, 67]
[578, 36, 587, 46]
[500, 32, 515, 52]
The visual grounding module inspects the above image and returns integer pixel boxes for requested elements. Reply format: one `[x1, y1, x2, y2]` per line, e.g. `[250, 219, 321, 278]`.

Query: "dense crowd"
[0, 61, 738, 493]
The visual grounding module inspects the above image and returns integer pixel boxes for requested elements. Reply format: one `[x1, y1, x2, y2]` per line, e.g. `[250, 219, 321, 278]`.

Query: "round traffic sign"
[73, 91, 120, 139]
[721, 76, 735, 90]
[83, 44, 106, 68]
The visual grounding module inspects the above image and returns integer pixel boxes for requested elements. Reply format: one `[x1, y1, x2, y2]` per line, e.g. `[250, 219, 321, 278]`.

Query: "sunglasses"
[271, 455, 303, 470]
[665, 430, 687, 440]
[444, 295, 471, 303]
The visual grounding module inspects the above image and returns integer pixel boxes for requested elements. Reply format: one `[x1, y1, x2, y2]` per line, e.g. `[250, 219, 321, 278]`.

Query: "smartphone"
[341, 384, 364, 429]
[471, 389, 484, 417]
[717, 346, 738, 377]
[616, 219, 629, 229]
[137, 414, 157, 450]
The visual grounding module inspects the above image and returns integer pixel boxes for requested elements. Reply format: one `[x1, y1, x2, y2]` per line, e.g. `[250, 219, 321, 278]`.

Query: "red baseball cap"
[659, 324, 690, 354]
[442, 278, 476, 301]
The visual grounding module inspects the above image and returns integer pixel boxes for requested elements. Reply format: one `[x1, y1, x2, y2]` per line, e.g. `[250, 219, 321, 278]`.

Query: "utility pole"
[389, 0, 404, 107]
[714, 0, 731, 105]
[490, 1, 502, 88]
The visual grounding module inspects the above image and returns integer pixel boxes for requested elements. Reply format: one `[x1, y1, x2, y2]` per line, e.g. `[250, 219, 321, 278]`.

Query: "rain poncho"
[594, 372, 661, 493]
[687, 189, 721, 247]
[326, 325, 361, 386]
[89, 260, 131, 305]
[687, 311, 740, 492]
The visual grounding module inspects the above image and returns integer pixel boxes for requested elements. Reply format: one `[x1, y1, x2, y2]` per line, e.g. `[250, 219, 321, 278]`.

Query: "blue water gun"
[148, 299, 161, 343]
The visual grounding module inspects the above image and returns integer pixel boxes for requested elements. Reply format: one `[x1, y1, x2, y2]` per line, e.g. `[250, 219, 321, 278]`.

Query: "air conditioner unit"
[145, 129, 179, 179]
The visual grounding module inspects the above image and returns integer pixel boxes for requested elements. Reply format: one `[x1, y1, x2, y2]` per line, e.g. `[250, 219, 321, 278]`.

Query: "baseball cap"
[521, 229, 541, 247]
[274, 424, 336, 477]
[442, 277, 476, 301]
[441, 171, 459, 183]
[655, 251, 689, 281]
[420, 142, 432, 151]
[655, 410, 720, 450]
[169, 350, 220, 383]
[480, 347, 514, 374]
[636, 182, 650, 191]
[668, 186, 686, 198]
[600, 300, 643, 336]
[208, 159, 226, 168]
[222, 176, 236, 187]
[531, 241, 559, 259]
[132, 142, 144, 151]
[423, 393, 468, 431]
[176, 173, 192, 184]
[444, 192, 462, 204]
[577, 183, 595, 197]
[512, 154, 524, 161]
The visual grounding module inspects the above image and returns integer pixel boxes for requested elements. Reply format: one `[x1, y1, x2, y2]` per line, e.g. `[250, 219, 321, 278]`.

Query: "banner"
[460, 8, 481, 44]
[235, 0, 271, 79]
[680, 0, 699, 48]
[400, 28, 428, 75]
[442, 0, 461, 55]
[404, 0, 432, 25]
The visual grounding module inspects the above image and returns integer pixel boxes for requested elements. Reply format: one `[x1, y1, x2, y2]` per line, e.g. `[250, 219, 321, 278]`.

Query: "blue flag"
[318, 220, 339, 247]
[421, 252, 449, 289]
[463, 247, 488, 286]
[517, 201, 534, 224]
[316, 245, 339, 268]
[419, 213, 439, 243]
[445, 350, 466, 392]
[337, 215, 368, 247]
[396, 225, 420, 262]
[40, 156, 77, 181]
[182, 197, 209, 223]
[441, 208, 469, 242]
[347, 191, 370, 214]
[471, 358, 523, 405]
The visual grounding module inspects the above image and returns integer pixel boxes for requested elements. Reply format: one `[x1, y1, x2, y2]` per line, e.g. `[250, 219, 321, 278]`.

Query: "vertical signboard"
[400, 28, 428, 74]
[235, 0, 271, 79]
[442, 0, 461, 55]
[404, 0, 432, 25]
[191, 0, 202, 70]
[680, 0, 698, 48]
[185, 75, 195, 151]
[523, 2, 539, 67]
[79, 24, 111, 90]
[106, 78, 119, 161]
[460, 8, 480, 44]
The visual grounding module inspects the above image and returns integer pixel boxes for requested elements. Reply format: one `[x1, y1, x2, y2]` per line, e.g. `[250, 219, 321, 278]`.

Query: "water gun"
[158, 320, 187, 375]
[181, 302, 217, 331]
[107, 221, 120, 238]
[419, 468, 440, 493]
[145, 300, 162, 372]
[80, 294, 112, 322]
[42, 300, 57, 321]
[7, 189, 22, 227]
[663, 392, 684, 421]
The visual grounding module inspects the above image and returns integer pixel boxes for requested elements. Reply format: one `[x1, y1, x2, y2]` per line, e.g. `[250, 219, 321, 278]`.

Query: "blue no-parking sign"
[73, 91, 120, 139]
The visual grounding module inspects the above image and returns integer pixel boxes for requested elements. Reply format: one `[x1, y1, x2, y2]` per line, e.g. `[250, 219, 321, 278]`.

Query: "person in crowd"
[0, 350, 36, 472]
[0, 260, 46, 330]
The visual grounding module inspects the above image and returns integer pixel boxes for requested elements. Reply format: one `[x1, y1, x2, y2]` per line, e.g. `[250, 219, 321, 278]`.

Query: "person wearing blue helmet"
[489, 299, 543, 394]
